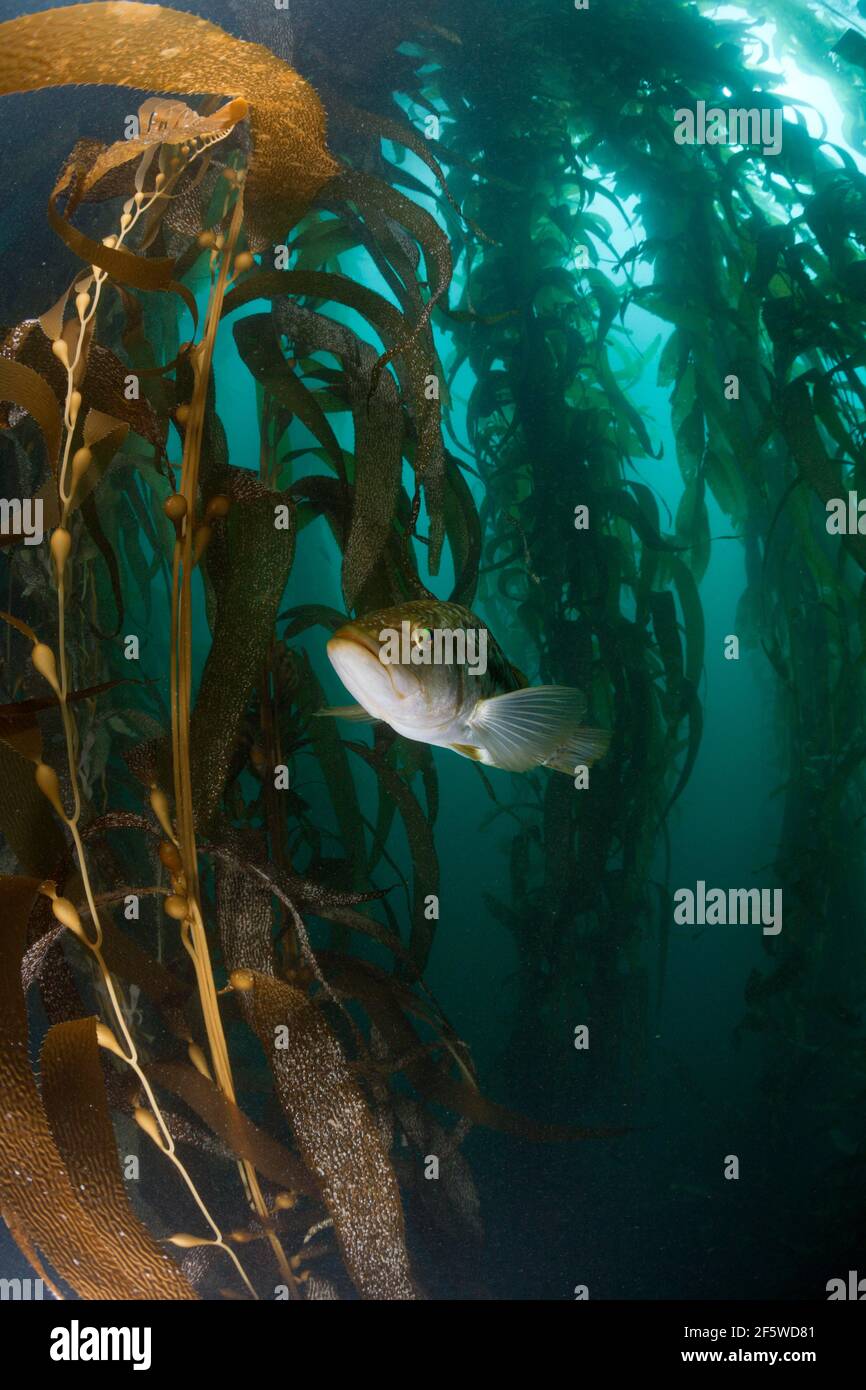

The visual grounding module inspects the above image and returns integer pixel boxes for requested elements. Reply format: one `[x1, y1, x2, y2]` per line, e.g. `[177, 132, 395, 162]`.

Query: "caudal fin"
[543, 726, 611, 775]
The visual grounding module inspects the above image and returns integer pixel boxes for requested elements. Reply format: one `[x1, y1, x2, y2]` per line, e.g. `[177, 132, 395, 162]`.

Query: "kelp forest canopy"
[0, 0, 864, 1300]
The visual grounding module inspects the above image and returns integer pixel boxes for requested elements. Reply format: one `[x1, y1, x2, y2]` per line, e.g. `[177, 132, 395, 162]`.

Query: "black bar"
[1, 1297, 861, 1374]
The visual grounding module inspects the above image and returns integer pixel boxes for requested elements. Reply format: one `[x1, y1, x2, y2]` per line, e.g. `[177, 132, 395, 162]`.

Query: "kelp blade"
[0, 2, 338, 243]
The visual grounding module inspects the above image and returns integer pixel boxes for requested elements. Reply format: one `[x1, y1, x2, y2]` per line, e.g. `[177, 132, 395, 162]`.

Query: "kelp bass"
[323, 600, 610, 775]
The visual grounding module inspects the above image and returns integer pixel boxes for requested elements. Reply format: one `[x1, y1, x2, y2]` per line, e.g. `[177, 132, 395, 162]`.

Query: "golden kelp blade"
[0, 358, 62, 469]
[0, 877, 197, 1298]
[40, 1018, 202, 1299]
[144, 1060, 319, 1199]
[0, 2, 339, 243]
[82, 96, 248, 197]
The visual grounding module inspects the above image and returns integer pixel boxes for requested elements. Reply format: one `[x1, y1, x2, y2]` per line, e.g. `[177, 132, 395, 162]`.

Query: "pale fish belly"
[386, 694, 487, 753]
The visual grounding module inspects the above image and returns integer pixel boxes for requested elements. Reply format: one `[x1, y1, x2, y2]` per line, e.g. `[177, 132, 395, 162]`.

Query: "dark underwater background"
[1, 0, 865, 1300]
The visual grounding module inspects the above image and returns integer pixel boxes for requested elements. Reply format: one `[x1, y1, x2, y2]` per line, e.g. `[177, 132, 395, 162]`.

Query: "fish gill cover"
[0, 0, 862, 1311]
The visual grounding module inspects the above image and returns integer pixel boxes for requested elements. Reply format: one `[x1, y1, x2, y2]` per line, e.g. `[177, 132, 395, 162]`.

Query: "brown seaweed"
[0, 2, 338, 246]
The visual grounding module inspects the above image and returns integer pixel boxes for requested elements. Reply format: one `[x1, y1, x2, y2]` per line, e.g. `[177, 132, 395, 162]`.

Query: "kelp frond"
[0, 2, 338, 245]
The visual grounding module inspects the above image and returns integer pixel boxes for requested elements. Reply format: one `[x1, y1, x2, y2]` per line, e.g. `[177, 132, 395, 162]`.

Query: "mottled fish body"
[323, 600, 609, 775]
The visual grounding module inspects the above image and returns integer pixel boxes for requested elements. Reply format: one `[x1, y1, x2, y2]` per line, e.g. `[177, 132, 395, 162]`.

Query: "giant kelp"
[355, 0, 866, 1133]
[390, 0, 866, 1245]
[0, 0, 570, 1301]
[2, 0, 866, 1301]
[0, 2, 338, 246]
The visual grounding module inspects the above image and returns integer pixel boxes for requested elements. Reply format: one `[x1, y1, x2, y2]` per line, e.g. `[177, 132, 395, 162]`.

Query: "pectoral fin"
[469, 685, 588, 771]
[314, 704, 379, 723]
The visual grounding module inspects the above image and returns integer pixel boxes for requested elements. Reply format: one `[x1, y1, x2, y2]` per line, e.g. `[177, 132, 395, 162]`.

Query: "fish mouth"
[327, 627, 397, 711]
[327, 624, 420, 707]
[328, 624, 380, 660]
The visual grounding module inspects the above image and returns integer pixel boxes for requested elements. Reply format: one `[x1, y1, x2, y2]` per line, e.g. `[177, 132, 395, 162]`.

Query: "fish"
[320, 599, 610, 774]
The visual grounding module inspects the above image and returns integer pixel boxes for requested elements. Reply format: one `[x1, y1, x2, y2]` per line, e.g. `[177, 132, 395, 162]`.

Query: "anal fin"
[450, 742, 484, 761]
